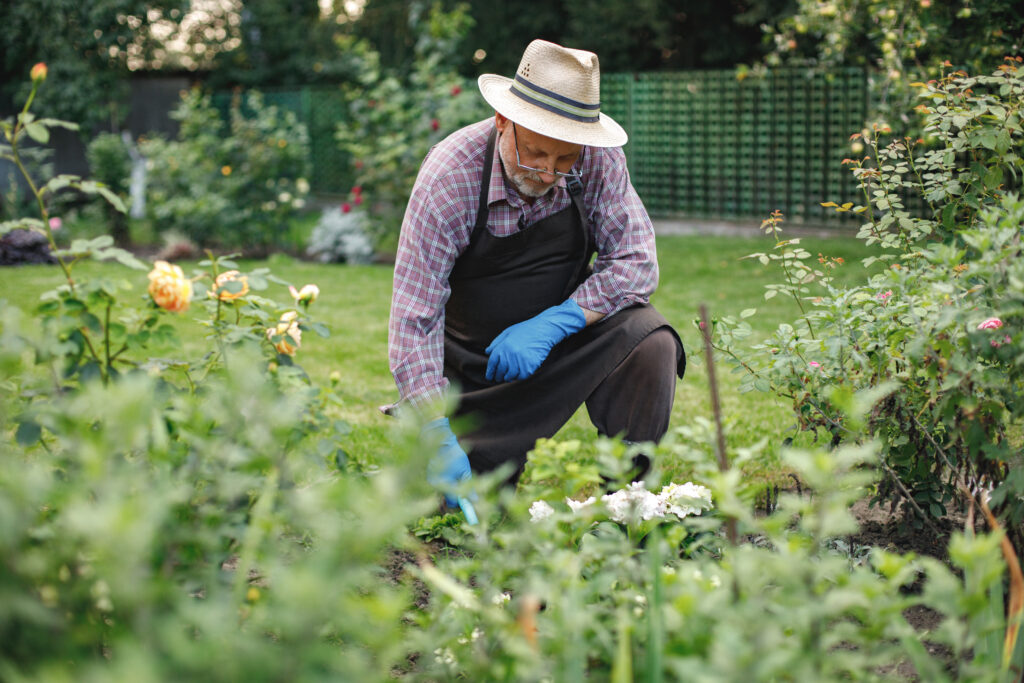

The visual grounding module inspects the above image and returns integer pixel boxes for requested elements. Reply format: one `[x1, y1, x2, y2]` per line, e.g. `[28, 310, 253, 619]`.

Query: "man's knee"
[629, 328, 680, 378]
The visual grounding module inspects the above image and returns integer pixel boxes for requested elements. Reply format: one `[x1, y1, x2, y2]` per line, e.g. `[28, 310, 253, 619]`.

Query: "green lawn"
[0, 232, 883, 488]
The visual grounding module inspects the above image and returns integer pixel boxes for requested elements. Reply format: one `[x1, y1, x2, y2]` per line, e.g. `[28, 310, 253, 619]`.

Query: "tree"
[0, 0, 238, 132]
[205, 0, 349, 88]
[349, 0, 795, 78]
[763, 0, 1024, 125]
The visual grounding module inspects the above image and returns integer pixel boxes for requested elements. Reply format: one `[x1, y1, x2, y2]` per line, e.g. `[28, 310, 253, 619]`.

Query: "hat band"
[509, 74, 600, 123]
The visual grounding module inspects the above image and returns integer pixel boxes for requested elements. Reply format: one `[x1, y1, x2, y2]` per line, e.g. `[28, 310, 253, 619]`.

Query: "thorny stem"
[902, 137, 938, 220]
[910, 412, 990, 514]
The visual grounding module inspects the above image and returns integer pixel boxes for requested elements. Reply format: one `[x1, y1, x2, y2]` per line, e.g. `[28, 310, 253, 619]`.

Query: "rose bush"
[709, 58, 1024, 539]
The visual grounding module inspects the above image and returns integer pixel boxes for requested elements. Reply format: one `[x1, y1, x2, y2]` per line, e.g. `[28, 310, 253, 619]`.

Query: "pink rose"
[977, 317, 1003, 330]
[809, 361, 821, 369]
[48, 216, 62, 231]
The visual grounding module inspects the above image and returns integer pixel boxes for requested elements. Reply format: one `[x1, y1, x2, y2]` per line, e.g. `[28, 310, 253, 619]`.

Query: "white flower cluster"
[601, 481, 712, 523]
[529, 482, 712, 524]
[529, 500, 555, 522]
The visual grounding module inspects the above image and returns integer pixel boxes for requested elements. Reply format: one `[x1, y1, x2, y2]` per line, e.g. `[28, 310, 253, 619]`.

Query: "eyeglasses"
[512, 123, 581, 179]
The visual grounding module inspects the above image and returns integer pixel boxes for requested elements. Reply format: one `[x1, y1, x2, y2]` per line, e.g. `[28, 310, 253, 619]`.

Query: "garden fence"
[217, 68, 870, 225]
[602, 68, 870, 224]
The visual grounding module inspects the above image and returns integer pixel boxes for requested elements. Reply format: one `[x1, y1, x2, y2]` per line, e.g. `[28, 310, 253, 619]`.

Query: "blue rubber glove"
[424, 417, 478, 525]
[485, 299, 587, 383]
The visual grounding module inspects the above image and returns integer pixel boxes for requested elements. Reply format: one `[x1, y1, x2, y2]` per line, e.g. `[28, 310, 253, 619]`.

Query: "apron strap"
[561, 172, 591, 300]
[468, 126, 497, 245]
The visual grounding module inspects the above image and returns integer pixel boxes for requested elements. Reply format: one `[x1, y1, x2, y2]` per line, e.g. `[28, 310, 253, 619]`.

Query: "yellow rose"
[209, 270, 249, 301]
[147, 260, 193, 313]
[266, 311, 301, 356]
[288, 283, 320, 305]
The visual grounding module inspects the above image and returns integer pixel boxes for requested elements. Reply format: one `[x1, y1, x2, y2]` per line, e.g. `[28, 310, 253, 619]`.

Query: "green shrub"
[85, 132, 132, 246]
[142, 89, 311, 251]
[711, 59, 1024, 534]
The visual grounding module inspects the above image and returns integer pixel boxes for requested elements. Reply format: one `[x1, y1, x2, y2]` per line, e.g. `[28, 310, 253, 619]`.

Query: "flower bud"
[30, 62, 47, 82]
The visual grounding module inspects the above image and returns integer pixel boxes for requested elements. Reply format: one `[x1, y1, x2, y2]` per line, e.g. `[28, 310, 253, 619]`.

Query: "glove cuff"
[552, 299, 587, 334]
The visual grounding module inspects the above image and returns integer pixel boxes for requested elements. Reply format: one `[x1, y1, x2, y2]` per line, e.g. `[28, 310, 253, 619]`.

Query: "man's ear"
[494, 112, 509, 133]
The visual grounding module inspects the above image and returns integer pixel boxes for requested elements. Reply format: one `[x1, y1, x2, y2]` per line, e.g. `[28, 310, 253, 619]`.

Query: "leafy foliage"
[4, 60, 1024, 683]
[763, 0, 1024, 129]
[141, 89, 311, 250]
[710, 59, 1024, 535]
[335, 3, 490, 247]
[0, 1, 239, 132]
[85, 132, 132, 245]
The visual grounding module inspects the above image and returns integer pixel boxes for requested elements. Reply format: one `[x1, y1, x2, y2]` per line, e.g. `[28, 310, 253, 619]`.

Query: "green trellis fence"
[602, 68, 870, 224]
[215, 68, 869, 224]
[211, 87, 353, 197]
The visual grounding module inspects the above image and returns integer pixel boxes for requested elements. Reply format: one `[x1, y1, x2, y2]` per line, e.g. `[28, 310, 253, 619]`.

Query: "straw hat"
[478, 39, 627, 148]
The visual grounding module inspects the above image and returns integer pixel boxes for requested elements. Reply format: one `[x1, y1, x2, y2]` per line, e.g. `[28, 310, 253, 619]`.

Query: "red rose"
[354, 195, 363, 206]
[341, 202, 352, 213]
[431, 118, 440, 131]
[352, 185, 362, 195]
[451, 85, 462, 96]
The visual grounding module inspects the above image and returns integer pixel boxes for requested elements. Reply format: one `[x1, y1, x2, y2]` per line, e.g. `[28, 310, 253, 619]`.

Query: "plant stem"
[104, 302, 112, 383]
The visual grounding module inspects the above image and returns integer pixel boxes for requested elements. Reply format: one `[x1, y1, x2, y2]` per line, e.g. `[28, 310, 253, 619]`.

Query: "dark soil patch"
[847, 498, 971, 563]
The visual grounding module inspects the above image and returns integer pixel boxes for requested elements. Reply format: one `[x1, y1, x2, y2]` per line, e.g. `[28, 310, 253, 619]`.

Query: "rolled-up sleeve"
[571, 146, 658, 316]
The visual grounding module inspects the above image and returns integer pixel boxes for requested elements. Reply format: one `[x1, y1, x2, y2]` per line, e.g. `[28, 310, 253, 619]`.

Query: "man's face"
[495, 113, 582, 199]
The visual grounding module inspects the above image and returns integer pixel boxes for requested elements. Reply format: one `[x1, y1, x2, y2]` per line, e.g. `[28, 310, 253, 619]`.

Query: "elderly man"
[387, 39, 685, 518]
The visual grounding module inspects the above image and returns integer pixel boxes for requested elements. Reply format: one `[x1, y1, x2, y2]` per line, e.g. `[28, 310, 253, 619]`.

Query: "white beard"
[497, 132, 557, 198]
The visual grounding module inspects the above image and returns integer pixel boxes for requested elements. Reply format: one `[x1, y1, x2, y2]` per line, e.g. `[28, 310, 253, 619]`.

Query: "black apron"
[444, 127, 684, 473]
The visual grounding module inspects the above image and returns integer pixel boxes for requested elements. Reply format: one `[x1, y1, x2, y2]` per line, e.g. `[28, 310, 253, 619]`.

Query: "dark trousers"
[586, 327, 681, 443]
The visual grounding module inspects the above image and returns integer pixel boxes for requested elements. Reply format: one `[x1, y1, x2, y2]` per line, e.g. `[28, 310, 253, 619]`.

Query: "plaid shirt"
[388, 118, 659, 404]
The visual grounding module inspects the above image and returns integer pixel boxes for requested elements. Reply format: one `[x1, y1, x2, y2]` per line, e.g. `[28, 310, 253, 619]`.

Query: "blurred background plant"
[85, 132, 132, 246]
[141, 88, 310, 253]
[307, 203, 375, 264]
[334, 3, 490, 250]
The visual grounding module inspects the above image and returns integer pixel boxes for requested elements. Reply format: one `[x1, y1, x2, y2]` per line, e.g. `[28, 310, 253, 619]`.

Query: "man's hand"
[424, 417, 478, 524]
[485, 299, 587, 382]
